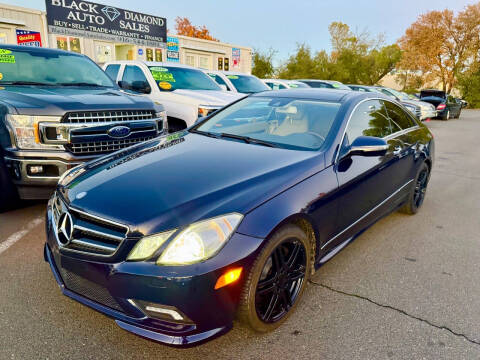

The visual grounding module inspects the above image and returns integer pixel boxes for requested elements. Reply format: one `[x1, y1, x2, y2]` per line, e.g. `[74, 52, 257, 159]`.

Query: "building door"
[0, 27, 14, 44]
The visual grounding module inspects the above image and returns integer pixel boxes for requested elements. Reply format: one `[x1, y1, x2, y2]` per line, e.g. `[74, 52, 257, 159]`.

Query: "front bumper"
[44, 206, 263, 346]
[4, 149, 95, 199]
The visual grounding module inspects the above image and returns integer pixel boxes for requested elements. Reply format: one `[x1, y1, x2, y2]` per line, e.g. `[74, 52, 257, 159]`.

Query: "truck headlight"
[6, 115, 63, 150]
[198, 105, 221, 118]
[156, 213, 243, 265]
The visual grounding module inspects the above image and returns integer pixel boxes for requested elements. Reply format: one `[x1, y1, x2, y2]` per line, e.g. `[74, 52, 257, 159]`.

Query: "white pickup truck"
[103, 61, 244, 131]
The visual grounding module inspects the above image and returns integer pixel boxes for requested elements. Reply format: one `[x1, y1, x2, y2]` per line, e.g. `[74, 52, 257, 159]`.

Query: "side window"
[121, 65, 150, 93]
[104, 64, 120, 81]
[384, 101, 416, 132]
[345, 100, 391, 144]
[265, 82, 274, 89]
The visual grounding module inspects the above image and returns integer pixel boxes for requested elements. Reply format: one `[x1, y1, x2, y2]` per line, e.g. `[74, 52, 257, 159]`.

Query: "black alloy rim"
[414, 169, 428, 208]
[255, 239, 307, 323]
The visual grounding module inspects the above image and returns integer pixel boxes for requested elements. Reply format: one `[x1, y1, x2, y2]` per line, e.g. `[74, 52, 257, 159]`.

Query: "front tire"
[238, 224, 312, 332]
[0, 157, 19, 212]
[399, 162, 430, 215]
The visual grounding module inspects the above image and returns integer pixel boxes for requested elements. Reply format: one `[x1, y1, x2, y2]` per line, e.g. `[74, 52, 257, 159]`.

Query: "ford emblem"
[108, 126, 131, 138]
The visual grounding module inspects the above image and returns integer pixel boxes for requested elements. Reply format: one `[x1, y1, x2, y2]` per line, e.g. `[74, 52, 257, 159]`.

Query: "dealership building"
[0, 2, 252, 73]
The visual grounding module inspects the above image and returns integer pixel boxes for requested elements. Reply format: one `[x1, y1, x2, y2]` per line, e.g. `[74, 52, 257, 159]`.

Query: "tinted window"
[267, 82, 288, 90]
[226, 74, 270, 93]
[197, 96, 340, 150]
[121, 65, 149, 92]
[208, 73, 229, 88]
[105, 64, 120, 81]
[384, 101, 416, 131]
[346, 100, 391, 143]
[0, 47, 114, 87]
[148, 66, 220, 91]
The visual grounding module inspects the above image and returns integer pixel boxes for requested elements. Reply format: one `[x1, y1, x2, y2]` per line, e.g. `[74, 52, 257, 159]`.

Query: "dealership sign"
[45, 0, 167, 48]
[16, 30, 43, 47]
[166, 36, 179, 62]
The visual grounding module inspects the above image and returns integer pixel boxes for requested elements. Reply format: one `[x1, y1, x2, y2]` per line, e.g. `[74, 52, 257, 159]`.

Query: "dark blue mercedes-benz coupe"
[44, 89, 434, 346]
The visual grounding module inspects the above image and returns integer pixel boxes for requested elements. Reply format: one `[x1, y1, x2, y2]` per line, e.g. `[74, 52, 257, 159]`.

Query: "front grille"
[52, 194, 129, 257]
[58, 267, 123, 312]
[63, 110, 155, 124]
[65, 136, 156, 155]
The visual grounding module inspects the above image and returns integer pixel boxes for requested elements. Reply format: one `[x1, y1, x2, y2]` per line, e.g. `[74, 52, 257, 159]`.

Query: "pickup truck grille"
[63, 110, 155, 124]
[60, 110, 160, 155]
[52, 193, 129, 257]
[65, 136, 156, 155]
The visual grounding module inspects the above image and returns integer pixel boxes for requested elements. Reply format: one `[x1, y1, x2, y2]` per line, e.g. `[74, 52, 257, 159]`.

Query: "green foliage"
[458, 67, 480, 108]
[251, 49, 276, 79]
[275, 23, 401, 85]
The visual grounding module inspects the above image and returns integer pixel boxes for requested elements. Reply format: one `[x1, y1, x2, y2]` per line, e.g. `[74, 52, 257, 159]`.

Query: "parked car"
[420, 89, 462, 120]
[263, 79, 310, 90]
[205, 70, 271, 94]
[0, 45, 166, 211]
[371, 86, 437, 121]
[104, 62, 244, 132]
[456, 98, 468, 108]
[45, 89, 434, 346]
[297, 79, 352, 90]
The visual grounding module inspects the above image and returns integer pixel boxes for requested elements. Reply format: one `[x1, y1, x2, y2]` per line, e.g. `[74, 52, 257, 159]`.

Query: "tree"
[458, 65, 480, 107]
[175, 17, 218, 41]
[251, 49, 276, 78]
[398, 4, 480, 93]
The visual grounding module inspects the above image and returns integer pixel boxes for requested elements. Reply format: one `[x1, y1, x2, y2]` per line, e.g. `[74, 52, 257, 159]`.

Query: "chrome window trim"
[334, 98, 421, 164]
[321, 179, 414, 250]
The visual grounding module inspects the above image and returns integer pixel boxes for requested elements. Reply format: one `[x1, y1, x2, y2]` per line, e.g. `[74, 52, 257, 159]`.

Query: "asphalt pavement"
[1, 110, 479, 359]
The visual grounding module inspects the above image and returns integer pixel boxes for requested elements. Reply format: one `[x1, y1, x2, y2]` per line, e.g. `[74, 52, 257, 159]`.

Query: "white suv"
[104, 61, 245, 131]
[205, 70, 271, 94]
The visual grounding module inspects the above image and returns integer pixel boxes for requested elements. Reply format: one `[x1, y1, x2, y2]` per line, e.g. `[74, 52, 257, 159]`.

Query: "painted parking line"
[0, 217, 43, 256]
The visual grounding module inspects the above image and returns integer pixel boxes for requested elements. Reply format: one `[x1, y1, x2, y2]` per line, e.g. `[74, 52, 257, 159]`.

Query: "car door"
[325, 99, 402, 250]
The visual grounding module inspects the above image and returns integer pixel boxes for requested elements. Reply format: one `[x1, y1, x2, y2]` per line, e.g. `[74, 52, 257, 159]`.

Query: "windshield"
[387, 88, 411, 101]
[0, 48, 114, 87]
[226, 75, 270, 93]
[148, 66, 221, 91]
[195, 96, 341, 150]
[287, 81, 310, 89]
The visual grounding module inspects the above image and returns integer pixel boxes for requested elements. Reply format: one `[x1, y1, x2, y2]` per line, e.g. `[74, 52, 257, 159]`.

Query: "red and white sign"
[16, 30, 42, 47]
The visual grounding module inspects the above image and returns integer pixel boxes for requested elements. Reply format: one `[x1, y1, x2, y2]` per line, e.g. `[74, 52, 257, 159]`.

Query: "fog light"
[29, 165, 44, 174]
[130, 299, 193, 324]
[145, 306, 183, 321]
[215, 267, 243, 290]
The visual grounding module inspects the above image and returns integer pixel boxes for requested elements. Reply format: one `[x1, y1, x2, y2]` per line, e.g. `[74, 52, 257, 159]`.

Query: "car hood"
[59, 132, 324, 236]
[172, 89, 245, 105]
[0, 86, 154, 116]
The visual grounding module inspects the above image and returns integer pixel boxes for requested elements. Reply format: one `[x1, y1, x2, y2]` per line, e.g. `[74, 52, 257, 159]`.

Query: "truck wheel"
[0, 158, 19, 212]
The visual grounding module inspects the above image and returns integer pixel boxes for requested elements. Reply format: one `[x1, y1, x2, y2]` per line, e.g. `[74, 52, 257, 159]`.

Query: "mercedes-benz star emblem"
[57, 212, 74, 246]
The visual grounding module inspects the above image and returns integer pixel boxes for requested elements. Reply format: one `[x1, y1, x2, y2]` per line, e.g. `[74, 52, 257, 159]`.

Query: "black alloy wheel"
[413, 168, 429, 209]
[238, 224, 312, 332]
[255, 239, 307, 323]
[399, 162, 430, 215]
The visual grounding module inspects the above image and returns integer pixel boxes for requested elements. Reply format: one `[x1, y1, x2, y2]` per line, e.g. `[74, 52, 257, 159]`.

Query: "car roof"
[106, 60, 199, 70]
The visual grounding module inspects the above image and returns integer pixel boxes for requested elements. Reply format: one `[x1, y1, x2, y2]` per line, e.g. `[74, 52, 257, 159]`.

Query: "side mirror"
[131, 81, 151, 94]
[219, 84, 228, 91]
[345, 136, 388, 158]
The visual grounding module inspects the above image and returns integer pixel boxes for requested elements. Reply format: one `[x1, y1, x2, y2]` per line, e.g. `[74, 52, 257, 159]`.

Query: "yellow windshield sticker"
[152, 71, 175, 82]
[158, 81, 172, 90]
[0, 49, 15, 63]
[227, 75, 239, 80]
[0, 73, 3, 81]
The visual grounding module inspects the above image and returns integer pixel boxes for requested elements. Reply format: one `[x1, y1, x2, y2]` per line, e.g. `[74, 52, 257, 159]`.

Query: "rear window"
[421, 90, 446, 99]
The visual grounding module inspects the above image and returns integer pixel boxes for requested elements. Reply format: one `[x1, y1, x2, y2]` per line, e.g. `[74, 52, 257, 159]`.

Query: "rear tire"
[238, 224, 312, 333]
[0, 157, 19, 212]
[399, 162, 430, 215]
[442, 110, 450, 121]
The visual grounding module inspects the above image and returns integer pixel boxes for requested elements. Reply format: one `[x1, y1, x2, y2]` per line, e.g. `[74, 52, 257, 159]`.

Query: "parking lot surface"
[1, 110, 479, 359]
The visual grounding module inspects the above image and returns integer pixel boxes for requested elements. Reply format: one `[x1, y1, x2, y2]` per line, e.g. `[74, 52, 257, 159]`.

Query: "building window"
[56, 36, 81, 53]
[146, 48, 154, 61]
[186, 54, 195, 67]
[95, 44, 113, 64]
[199, 56, 210, 69]
[155, 48, 163, 62]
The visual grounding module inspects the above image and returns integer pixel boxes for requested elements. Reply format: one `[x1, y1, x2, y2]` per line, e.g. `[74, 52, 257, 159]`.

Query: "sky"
[3, 0, 477, 62]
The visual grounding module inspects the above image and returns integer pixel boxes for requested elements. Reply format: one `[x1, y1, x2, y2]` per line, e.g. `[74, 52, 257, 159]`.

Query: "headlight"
[198, 105, 221, 118]
[156, 213, 243, 265]
[155, 110, 168, 132]
[6, 114, 63, 150]
[127, 230, 177, 261]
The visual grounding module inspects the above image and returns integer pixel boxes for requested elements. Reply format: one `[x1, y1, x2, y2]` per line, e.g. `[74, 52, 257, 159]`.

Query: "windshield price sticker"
[150, 67, 168, 72]
[152, 71, 175, 82]
[0, 49, 15, 63]
[227, 75, 239, 80]
[0, 73, 3, 81]
[158, 81, 172, 90]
